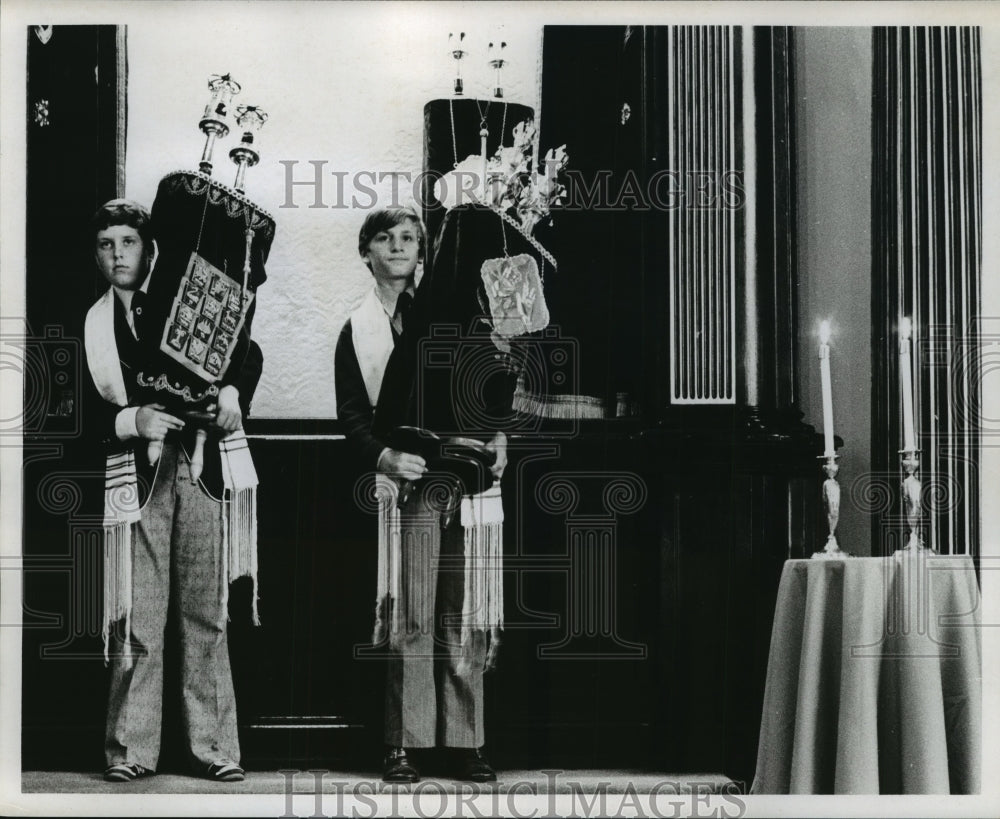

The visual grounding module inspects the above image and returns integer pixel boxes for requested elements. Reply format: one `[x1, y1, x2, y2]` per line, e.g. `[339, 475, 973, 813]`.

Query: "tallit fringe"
[374, 475, 400, 646]
[222, 486, 259, 624]
[220, 431, 260, 625]
[460, 487, 505, 669]
[102, 519, 133, 668]
[101, 451, 140, 669]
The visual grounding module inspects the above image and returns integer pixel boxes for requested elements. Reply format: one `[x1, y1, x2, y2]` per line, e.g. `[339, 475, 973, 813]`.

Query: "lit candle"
[899, 316, 916, 451]
[819, 320, 835, 457]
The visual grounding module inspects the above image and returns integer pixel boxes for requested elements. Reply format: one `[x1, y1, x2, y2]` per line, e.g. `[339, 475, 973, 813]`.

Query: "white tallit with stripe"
[85, 288, 260, 666]
[351, 285, 396, 408]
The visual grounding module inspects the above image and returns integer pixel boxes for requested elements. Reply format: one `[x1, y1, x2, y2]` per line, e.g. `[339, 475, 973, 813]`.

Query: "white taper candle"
[899, 316, 916, 452]
[819, 320, 834, 457]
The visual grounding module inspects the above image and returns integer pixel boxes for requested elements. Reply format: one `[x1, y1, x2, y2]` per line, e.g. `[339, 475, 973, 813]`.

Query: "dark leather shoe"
[383, 747, 420, 783]
[456, 748, 497, 782]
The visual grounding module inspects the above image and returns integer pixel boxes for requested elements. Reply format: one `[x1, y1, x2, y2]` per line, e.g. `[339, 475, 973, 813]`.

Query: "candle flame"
[900, 316, 912, 339]
[819, 320, 831, 344]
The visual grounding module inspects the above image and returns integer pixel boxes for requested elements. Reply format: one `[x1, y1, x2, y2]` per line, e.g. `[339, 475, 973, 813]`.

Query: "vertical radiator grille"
[872, 27, 981, 556]
[667, 26, 740, 404]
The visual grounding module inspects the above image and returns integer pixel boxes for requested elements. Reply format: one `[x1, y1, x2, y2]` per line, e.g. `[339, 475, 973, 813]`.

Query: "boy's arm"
[213, 328, 263, 431]
[335, 320, 389, 470]
[80, 360, 186, 449]
[76, 310, 139, 451]
[82, 375, 134, 450]
[227, 299, 264, 414]
[232, 338, 264, 410]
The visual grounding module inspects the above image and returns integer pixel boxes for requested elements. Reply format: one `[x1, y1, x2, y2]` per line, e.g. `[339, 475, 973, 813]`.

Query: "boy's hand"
[210, 385, 243, 432]
[136, 404, 185, 442]
[485, 431, 508, 480]
[378, 448, 427, 482]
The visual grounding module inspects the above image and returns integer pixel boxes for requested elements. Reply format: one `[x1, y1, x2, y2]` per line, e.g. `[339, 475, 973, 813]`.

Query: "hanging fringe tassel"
[459, 484, 505, 658]
[101, 451, 140, 668]
[374, 475, 400, 646]
[513, 383, 615, 419]
[223, 486, 259, 623]
[220, 430, 260, 625]
[102, 519, 134, 667]
[221, 502, 231, 622]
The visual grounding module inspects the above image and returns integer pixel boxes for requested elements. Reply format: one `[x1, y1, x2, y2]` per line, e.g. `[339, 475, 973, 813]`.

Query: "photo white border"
[1, 1, 998, 816]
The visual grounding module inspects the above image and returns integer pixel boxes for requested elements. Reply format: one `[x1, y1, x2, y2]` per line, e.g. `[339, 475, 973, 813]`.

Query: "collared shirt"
[113, 273, 152, 339]
[374, 282, 415, 336]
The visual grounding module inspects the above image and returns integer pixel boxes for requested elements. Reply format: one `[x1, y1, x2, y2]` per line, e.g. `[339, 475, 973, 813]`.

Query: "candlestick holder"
[198, 73, 241, 175]
[812, 454, 848, 559]
[898, 449, 932, 553]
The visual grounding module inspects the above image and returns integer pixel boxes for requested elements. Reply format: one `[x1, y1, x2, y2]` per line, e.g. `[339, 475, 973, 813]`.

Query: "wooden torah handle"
[397, 479, 414, 509]
[147, 439, 162, 466]
[189, 428, 208, 484]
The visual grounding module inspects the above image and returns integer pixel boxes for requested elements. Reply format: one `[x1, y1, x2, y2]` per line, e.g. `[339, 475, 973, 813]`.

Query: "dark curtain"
[23, 24, 127, 769]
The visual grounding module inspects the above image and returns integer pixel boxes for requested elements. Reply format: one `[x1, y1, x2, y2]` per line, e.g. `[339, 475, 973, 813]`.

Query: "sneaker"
[103, 763, 153, 782]
[205, 761, 245, 782]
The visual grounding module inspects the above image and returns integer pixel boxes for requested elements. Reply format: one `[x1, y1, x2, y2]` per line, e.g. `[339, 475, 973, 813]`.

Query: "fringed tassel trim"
[460, 485, 505, 655]
[374, 475, 400, 646]
[513, 384, 641, 420]
[102, 451, 140, 669]
[460, 521, 505, 646]
[223, 486, 259, 624]
[513, 386, 608, 419]
[220, 430, 260, 625]
[102, 520, 134, 667]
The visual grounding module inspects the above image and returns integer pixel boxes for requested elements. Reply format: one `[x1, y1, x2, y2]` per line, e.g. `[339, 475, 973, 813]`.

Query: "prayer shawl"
[353, 289, 504, 665]
[85, 288, 260, 665]
[351, 286, 395, 408]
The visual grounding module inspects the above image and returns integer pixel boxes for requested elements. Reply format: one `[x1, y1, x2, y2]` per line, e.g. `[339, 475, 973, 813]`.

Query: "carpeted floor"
[22, 769, 733, 795]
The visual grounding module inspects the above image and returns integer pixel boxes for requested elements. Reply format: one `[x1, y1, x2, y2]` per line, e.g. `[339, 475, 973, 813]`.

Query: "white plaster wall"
[125, 8, 543, 418]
